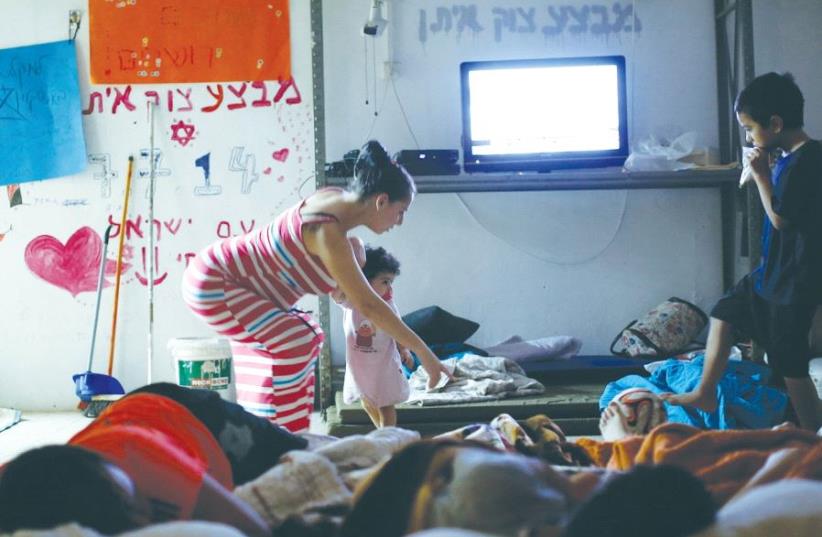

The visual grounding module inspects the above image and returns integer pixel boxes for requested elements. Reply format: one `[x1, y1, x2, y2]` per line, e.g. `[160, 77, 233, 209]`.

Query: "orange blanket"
[577, 423, 822, 505]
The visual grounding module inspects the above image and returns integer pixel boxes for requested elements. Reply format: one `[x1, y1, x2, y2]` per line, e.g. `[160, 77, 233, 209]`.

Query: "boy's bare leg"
[377, 405, 397, 428]
[360, 399, 381, 429]
[661, 317, 734, 412]
[784, 376, 822, 431]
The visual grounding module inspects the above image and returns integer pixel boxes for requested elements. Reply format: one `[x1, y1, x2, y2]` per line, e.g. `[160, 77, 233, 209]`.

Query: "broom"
[73, 224, 125, 411]
[84, 155, 134, 418]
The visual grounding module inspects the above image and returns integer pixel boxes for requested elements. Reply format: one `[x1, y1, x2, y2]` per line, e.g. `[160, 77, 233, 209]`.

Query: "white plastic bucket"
[168, 337, 236, 402]
[810, 357, 822, 401]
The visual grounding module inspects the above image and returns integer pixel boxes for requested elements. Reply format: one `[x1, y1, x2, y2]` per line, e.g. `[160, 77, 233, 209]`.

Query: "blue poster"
[0, 40, 87, 184]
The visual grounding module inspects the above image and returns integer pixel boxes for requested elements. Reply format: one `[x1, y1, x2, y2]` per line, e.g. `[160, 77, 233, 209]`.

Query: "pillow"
[484, 335, 582, 363]
[402, 306, 479, 346]
[694, 479, 822, 537]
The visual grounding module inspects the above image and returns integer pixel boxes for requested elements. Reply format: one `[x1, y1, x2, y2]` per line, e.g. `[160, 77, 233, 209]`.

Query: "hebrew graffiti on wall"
[418, 3, 642, 43]
[137, 148, 171, 199]
[87, 153, 118, 198]
[229, 147, 259, 194]
[89, 0, 292, 84]
[82, 80, 302, 115]
[21, 216, 273, 295]
[24, 226, 120, 296]
[78, 78, 309, 199]
[194, 153, 221, 195]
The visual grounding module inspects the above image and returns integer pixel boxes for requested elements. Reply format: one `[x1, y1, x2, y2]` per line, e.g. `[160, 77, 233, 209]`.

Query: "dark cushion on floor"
[402, 305, 479, 345]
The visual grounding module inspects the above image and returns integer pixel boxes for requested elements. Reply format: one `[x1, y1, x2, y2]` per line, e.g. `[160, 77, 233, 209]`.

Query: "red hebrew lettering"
[239, 220, 256, 233]
[83, 91, 104, 115]
[107, 214, 121, 237]
[135, 246, 168, 286]
[227, 83, 248, 110]
[273, 77, 302, 105]
[163, 219, 182, 235]
[251, 81, 271, 107]
[216, 221, 231, 238]
[144, 90, 160, 106]
[201, 84, 224, 112]
[126, 215, 144, 239]
[175, 88, 193, 111]
[178, 252, 197, 267]
[149, 218, 162, 241]
[117, 49, 139, 71]
[111, 86, 136, 113]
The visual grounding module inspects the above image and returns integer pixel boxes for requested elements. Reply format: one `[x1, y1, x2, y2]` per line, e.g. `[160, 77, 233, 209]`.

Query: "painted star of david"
[170, 120, 196, 146]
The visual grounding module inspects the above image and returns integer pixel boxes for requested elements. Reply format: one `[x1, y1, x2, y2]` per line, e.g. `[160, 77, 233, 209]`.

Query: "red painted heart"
[25, 226, 115, 296]
[272, 148, 289, 162]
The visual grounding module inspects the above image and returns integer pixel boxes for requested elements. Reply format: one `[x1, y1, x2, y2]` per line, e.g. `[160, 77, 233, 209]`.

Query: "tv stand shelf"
[327, 167, 739, 193]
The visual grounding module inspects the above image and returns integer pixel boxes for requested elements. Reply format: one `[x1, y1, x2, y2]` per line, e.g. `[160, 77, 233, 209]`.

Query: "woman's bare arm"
[308, 223, 451, 387]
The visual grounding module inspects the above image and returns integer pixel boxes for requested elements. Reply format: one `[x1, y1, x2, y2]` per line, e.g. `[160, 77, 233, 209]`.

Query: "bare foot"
[660, 389, 718, 413]
[599, 402, 633, 441]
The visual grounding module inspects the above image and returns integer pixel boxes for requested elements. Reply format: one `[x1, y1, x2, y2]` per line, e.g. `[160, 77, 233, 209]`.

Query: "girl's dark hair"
[561, 465, 716, 537]
[349, 140, 416, 202]
[0, 445, 141, 535]
[735, 72, 804, 129]
[362, 245, 400, 281]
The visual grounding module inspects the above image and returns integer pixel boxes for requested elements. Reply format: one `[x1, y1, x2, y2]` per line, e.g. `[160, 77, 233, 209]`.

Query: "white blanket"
[407, 355, 545, 406]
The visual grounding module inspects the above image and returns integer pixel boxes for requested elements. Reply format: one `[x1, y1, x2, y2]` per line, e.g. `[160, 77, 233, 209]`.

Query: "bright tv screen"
[460, 56, 628, 173]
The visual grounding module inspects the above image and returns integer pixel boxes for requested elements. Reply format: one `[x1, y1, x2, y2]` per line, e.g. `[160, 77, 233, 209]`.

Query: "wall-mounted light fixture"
[362, 0, 388, 37]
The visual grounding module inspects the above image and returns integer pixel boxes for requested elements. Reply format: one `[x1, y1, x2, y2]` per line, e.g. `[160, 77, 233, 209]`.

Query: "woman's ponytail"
[349, 140, 416, 201]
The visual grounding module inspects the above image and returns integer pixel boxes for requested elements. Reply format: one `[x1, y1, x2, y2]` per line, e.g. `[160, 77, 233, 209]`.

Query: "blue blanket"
[600, 355, 787, 429]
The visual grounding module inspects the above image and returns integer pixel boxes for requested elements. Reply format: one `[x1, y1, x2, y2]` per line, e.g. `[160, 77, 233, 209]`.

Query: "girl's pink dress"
[339, 299, 410, 407]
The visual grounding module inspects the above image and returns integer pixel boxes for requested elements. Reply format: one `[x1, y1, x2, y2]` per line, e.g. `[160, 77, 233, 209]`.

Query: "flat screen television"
[460, 55, 628, 173]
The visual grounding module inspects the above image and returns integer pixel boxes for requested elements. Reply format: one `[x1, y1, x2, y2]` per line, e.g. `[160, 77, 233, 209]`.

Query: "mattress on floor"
[519, 354, 652, 384]
[325, 383, 603, 438]
[323, 354, 651, 437]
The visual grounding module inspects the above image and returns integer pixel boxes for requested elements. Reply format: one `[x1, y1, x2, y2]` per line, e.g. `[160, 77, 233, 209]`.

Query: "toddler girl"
[333, 241, 414, 428]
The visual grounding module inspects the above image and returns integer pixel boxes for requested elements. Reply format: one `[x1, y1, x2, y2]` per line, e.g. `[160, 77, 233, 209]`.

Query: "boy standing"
[663, 73, 822, 431]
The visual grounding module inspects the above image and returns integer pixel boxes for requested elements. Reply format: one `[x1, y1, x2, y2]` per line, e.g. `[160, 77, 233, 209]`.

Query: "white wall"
[0, 0, 315, 409]
[2, 1, 820, 409]
[753, 0, 822, 134]
[322, 0, 821, 364]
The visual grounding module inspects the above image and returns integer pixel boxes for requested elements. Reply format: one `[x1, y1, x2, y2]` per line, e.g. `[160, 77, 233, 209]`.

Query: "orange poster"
[89, 0, 291, 84]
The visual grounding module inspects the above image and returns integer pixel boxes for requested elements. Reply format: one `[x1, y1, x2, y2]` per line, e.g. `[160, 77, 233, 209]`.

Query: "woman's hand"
[416, 347, 454, 390]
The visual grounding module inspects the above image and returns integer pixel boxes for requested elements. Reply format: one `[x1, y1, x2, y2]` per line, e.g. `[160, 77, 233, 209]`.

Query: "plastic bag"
[623, 131, 698, 171]
[739, 146, 756, 187]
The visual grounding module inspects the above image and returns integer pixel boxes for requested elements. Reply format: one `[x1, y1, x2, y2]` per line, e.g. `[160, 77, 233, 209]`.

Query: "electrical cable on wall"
[372, 39, 378, 115]
[390, 75, 420, 149]
[363, 38, 369, 106]
[454, 190, 629, 266]
[364, 77, 391, 141]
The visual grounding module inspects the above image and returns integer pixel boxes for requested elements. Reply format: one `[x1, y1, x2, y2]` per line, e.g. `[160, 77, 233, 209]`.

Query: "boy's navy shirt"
[754, 139, 822, 305]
